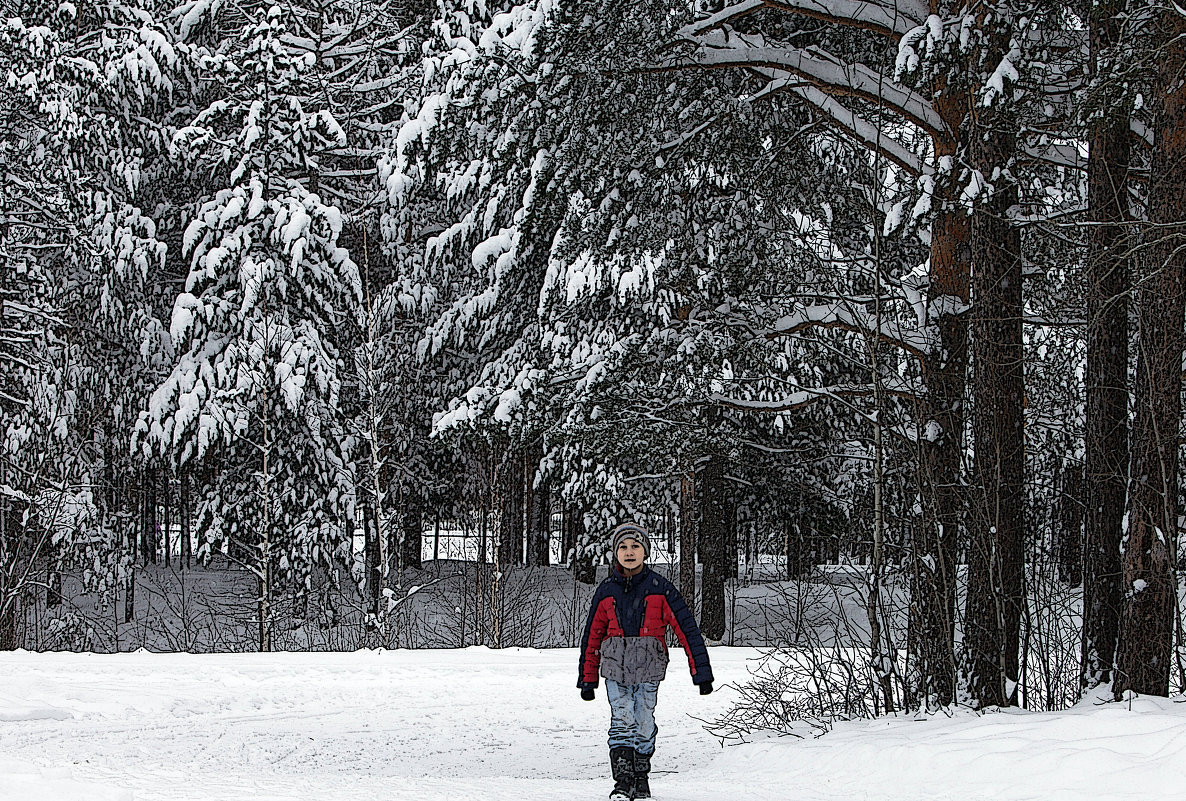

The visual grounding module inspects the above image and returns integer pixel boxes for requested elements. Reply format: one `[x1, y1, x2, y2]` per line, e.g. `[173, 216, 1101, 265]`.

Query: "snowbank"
[2, 648, 1185, 800]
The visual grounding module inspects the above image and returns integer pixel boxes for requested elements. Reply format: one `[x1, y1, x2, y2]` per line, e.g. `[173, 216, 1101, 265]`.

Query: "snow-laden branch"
[749, 72, 924, 175]
[677, 0, 765, 39]
[708, 375, 922, 414]
[671, 33, 949, 142]
[1023, 139, 1085, 171]
[0, 300, 66, 326]
[677, 0, 925, 41]
[761, 301, 933, 361]
[0, 389, 32, 409]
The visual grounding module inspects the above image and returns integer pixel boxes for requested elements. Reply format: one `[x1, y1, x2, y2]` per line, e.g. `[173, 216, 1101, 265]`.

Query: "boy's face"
[616, 538, 645, 572]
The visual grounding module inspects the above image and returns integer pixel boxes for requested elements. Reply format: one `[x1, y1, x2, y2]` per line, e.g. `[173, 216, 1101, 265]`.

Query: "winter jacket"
[578, 564, 714, 688]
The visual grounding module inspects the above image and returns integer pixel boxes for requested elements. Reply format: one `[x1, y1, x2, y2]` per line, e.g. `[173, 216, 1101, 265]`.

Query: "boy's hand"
[699, 682, 713, 695]
[581, 687, 596, 701]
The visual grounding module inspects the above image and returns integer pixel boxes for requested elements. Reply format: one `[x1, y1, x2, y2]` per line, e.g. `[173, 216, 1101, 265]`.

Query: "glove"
[581, 687, 596, 701]
[699, 681, 713, 695]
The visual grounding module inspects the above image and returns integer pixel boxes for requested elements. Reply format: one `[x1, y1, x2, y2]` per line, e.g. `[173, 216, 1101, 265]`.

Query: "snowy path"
[4, 647, 1186, 801]
[0, 648, 755, 801]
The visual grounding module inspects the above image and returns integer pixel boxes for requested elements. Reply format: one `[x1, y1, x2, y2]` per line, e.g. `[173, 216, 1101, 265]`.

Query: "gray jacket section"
[599, 636, 670, 684]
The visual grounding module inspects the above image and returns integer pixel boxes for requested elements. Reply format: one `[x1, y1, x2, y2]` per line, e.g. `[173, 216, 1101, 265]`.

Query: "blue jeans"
[605, 679, 659, 755]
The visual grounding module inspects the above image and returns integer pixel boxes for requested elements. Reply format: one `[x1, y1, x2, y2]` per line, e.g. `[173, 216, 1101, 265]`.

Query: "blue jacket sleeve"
[662, 578, 714, 685]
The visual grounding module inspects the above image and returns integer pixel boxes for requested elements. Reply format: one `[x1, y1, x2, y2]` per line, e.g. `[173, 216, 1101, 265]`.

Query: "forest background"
[2, 0, 1185, 724]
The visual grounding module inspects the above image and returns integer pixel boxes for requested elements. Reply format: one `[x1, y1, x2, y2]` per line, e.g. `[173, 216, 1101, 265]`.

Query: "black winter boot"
[609, 746, 634, 800]
[632, 749, 652, 799]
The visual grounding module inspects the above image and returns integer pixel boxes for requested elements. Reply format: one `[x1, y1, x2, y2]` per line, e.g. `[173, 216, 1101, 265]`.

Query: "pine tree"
[136, 4, 363, 650]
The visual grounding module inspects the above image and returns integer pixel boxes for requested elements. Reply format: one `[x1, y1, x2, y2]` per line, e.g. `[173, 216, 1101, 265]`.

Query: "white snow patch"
[3, 649, 1186, 801]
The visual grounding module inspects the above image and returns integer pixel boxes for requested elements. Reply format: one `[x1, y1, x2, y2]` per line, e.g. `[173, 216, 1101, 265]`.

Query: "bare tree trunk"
[433, 509, 441, 564]
[364, 501, 382, 616]
[699, 455, 727, 641]
[402, 499, 423, 571]
[962, 80, 1024, 708]
[908, 168, 968, 711]
[1115, 7, 1186, 698]
[479, 493, 489, 565]
[258, 446, 272, 653]
[0, 553, 15, 647]
[570, 508, 595, 584]
[724, 495, 738, 580]
[130, 470, 141, 565]
[0, 460, 14, 649]
[123, 566, 135, 625]
[162, 469, 172, 569]
[679, 470, 697, 613]
[527, 442, 550, 567]
[560, 506, 572, 565]
[180, 469, 192, 570]
[868, 268, 896, 714]
[46, 549, 62, 608]
[785, 517, 805, 580]
[904, 0, 973, 712]
[498, 452, 524, 566]
[140, 468, 157, 565]
[1056, 463, 1084, 587]
[149, 469, 159, 564]
[122, 482, 135, 626]
[1081, 0, 1130, 692]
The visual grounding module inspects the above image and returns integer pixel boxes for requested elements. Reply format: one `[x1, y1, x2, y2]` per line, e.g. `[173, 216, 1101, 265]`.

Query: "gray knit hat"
[611, 522, 651, 559]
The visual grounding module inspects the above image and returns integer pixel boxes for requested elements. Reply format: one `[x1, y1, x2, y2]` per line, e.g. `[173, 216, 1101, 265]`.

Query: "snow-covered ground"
[3, 647, 1185, 801]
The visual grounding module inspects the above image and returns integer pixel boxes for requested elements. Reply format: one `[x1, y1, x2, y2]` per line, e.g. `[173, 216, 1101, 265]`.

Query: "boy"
[578, 522, 714, 800]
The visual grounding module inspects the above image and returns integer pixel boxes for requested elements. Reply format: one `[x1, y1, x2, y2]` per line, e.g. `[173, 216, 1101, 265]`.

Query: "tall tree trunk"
[149, 469, 159, 564]
[479, 493, 489, 565]
[962, 83, 1025, 709]
[0, 562, 15, 648]
[0, 462, 19, 649]
[141, 468, 156, 565]
[560, 506, 572, 565]
[1115, 8, 1186, 698]
[433, 509, 441, 563]
[723, 495, 737, 580]
[699, 455, 727, 641]
[364, 501, 382, 616]
[1056, 463, 1084, 587]
[180, 469, 192, 570]
[162, 469, 172, 569]
[124, 566, 135, 625]
[1081, 0, 1130, 692]
[258, 445, 272, 653]
[785, 518, 805, 580]
[402, 498, 423, 571]
[679, 471, 697, 611]
[527, 442, 550, 567]
[131, 470, 141, 565]
[122, 488, 135, 626]
[498, 452, 524, 566]
[907, 9, 971, 704]
[46, 549, 62, 608]
[570, 508, 595, 584]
